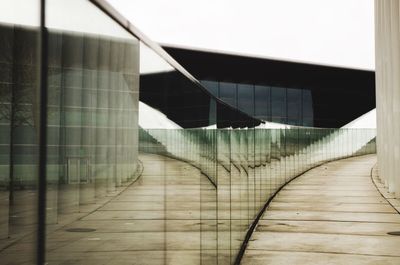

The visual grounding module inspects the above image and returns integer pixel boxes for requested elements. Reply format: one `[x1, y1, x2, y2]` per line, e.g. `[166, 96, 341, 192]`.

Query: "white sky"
[108, 0, 375, 70]
[0, 0, 132, 38]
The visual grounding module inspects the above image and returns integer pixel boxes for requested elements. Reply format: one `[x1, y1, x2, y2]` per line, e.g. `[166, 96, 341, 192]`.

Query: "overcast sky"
[108, 0, 375, 70]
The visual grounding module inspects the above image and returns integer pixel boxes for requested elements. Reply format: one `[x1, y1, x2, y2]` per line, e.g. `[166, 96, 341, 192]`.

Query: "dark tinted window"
[237, 83, 254, 116]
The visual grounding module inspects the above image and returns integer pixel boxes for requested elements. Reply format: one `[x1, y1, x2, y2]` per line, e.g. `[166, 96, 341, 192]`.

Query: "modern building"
[0, 0, 393, 265]
[163, 46, 376, 128]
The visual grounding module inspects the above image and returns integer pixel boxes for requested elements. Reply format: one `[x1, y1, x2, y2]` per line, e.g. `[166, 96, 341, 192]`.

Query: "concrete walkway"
[44, 153, 216, 265]
[242, 155, 400, 265]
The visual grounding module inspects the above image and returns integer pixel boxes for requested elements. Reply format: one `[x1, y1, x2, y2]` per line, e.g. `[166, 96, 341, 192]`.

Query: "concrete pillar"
[390, 0, 400, 196]
[375, 0, 400, 196]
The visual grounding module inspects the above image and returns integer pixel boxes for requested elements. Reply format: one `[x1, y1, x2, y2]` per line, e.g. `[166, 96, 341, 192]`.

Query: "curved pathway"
[242, 155, 400, 265]
[43, 153, 216, 265]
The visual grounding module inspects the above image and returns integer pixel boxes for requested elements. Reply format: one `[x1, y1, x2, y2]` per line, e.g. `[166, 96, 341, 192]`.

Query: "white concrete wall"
[375, 0, 400, 196]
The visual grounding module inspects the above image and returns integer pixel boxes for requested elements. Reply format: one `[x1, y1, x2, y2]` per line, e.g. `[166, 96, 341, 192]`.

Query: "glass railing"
[136, 128, 376, 264]
[0, 0, 377, 264]
[0, 0, 260, 262]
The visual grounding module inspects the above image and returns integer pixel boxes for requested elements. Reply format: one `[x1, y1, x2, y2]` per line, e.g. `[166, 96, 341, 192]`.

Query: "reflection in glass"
[202, 81, 315, 126]
[201, 80, 219, 97]
[237, 83, 254, 116]
[0, 4, 39, 263]
[302, 89, 314, 126]
[254, 85, 271, 121]
[287, 88, 302, 126]
[0, 1, 377, 265]
[271, 86, 287, 124]
[219, 82, 237, 109]
[44, 1, 140, 264]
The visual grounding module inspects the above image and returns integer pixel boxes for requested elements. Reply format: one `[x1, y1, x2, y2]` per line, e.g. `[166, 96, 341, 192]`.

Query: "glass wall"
[137, 127, 376, 265]
[139, 67, 259, 128]
[0, 0, 39, 264]
[201, 80, 314, 127]
[0, 1, 377, 265]
[44, 0, 141, 264]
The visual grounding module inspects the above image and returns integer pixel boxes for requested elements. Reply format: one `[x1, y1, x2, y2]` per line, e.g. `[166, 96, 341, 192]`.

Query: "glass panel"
[0, 1, 379, 265]
[237, 83, 254, 116]
[230, 129, 242, 262]
[217, 129, 230, 264]
[271, 86, 287, 124]
[140, 44, 217, 128]
[0, 1, 39, 264]
[254, 85, 271, 121]
[287, 88, 302, 126]
[45, 0, 140, 264]
[201, 80, 219, 97]
[302, 89, 314, 126]
[219, 82, 237, 109]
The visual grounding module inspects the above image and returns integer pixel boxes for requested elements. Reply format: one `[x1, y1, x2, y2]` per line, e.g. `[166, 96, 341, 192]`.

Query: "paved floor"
[0, 154, 220, 265]
[372, 165, 400, 214]
[2, 154, 396, 265]
[42, 153, 218, 265]
[241, 155, 400, 265]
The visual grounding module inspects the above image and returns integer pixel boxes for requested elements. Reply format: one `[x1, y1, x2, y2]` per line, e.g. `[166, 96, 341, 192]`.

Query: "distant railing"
[139, 127, 376, 263]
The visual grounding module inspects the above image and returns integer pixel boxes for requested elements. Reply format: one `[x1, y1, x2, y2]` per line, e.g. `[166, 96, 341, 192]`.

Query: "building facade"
[163, 46, 376, 128]
[0, 0, 379, 264]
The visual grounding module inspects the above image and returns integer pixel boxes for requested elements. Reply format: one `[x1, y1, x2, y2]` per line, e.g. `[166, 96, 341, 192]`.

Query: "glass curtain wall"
[0, 1, 377, 265]
[0, 1, 40, 264]
[200, 80, 314, 127]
